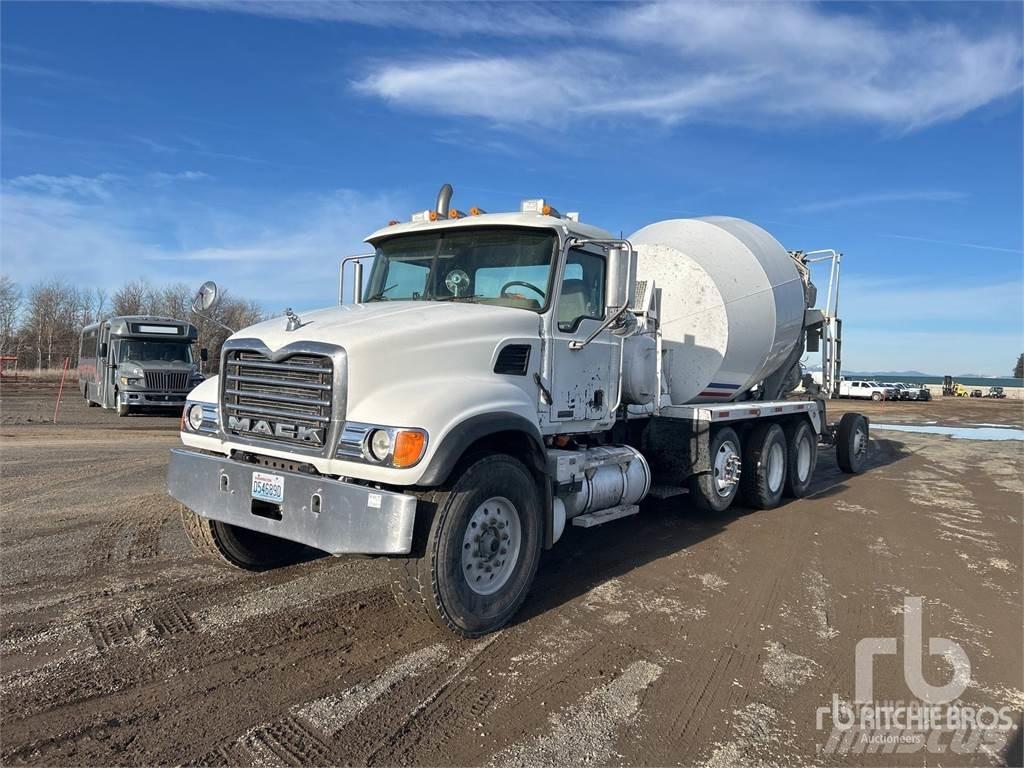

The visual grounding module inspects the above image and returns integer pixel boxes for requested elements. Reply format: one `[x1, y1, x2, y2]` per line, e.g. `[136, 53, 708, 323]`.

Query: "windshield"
[365, 228, 557, 311]
[118, 340, 193, 364]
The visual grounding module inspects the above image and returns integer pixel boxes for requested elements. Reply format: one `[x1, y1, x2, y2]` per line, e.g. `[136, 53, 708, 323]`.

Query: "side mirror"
[200, 348, 209, 362]
[192, 280, 221, 313]
[98, 342, 108, 359]
[605, 247, 636, 314]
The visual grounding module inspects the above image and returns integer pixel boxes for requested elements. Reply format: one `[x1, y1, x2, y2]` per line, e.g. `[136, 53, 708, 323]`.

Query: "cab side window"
[557, 250, 605, 332]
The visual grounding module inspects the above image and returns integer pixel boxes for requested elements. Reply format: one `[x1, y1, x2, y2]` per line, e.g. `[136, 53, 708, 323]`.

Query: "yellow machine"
[943, 376, 971, 397]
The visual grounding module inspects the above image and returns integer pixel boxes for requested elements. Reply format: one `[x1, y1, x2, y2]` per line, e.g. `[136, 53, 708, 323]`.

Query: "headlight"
[367, 429, 392, 461]
[119, 375, 141, 386]
[186, 403, 205, 431]
[340, 424, 428, 467]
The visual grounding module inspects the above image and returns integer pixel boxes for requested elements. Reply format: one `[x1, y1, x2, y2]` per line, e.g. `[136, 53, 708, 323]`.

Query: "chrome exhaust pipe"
[435, 183, 453, 218]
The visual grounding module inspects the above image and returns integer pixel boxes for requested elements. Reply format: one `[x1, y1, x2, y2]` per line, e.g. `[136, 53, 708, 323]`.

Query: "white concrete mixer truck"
[169, 185, 866, 636]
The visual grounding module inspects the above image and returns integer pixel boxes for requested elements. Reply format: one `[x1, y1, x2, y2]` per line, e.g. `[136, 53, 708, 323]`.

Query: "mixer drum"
[629, 216, 807, 404]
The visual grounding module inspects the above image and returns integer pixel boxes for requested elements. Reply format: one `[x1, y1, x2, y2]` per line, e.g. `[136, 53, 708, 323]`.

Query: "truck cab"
[169, 186, 869, 636]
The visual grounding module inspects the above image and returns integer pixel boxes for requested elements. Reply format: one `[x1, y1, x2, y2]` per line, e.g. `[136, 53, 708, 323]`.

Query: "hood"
[231, 301, 541, 354]
[228, 301, 542, 423]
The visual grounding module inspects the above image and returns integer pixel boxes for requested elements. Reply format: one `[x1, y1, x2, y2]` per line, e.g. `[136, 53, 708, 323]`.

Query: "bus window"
[118, 341, 193, 363]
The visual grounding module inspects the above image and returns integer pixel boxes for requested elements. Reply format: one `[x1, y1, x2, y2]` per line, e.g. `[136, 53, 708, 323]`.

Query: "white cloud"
[149, 170, 212, 185]
[881, 233, 1023, 255]
[7, 173, 124, 200]
[0, 182, 404, 311]
[349, 2, 1021, 131]
[355, 53, 618, 127]
[161, 0, 576, 37]
[792, 190, 968, 214]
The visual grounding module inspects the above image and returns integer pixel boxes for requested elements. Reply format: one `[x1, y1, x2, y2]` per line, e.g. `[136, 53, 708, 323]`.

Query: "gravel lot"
[1, 382, 1021, 766]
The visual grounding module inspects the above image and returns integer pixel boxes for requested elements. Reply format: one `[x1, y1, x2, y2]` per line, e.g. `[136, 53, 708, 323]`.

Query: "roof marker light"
[469, 206, 486, 216]
[521, 198, 560, 218]
[448, 209, 465, 219]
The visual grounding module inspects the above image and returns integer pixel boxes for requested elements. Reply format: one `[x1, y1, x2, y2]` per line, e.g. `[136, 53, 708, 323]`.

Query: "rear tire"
[689, 426, 742, 513]
[180, 507, 311, 570]
[392, 454, 543, 637]
[871, 392, 883, 401]
[783, 420, 817, 498]
[836, 413, 869, 474]
[740, 422, 787, 509]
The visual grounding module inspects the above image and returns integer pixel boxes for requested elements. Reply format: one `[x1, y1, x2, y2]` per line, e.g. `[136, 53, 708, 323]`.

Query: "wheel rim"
[766, 441, 785, 492]
[713, 440, 741, 497]
[853, 425, 868, 458]
[796, 434, 813, 481]
[462, 496, 521, 596]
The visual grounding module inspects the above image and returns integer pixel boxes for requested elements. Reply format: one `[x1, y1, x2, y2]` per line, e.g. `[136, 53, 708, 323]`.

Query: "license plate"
[251, 471, 284, 504]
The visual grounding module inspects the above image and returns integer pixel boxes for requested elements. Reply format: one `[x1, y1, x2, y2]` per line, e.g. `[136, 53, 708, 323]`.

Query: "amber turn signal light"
[392, 430, 427, 468]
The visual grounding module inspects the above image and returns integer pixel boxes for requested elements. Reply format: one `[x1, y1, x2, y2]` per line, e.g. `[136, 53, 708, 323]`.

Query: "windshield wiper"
[364, 283, 398, 302]
[434, 294, 484, 302]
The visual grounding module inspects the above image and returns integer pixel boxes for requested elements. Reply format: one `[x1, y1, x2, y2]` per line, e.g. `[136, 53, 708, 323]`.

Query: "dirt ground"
[1, 382, 1021, 767]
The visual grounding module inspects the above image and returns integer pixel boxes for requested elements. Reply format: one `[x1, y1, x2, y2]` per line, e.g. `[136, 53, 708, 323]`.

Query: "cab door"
[99, 324, 116, 408]
[546, 247, 619, 429]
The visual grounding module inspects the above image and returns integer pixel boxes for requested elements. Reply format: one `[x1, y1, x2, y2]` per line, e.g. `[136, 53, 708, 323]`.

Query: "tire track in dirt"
[642, 512, 801, 764]
[193, 643, 451, 766]
[1, 567, 427, 765]
[487, 659, 664, 767]
[85, 495, 174, 568]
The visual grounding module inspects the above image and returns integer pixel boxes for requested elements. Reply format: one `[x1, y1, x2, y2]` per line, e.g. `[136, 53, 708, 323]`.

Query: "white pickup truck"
[169, 185, 868, 636]
[838, 379, 890, 401]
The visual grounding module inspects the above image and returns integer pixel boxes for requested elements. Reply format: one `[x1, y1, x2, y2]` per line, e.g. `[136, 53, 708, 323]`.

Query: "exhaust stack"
[435, 183, 453, 218]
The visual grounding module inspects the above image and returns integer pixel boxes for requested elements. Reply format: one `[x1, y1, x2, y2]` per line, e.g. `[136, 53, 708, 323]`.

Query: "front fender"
[345, 374, 541, 485]
[416, 411, 545, 486]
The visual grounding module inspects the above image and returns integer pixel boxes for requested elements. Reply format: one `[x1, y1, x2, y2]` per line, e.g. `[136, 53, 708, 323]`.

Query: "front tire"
[116, 402, 130, 417]
[689, 426, 742, 513]
[783, 419, 817, 498]
[740, 422, 787, 509]
[836, 413, 869, 474]
[393, 454, 543, 637]
[180, 508, 312, 570]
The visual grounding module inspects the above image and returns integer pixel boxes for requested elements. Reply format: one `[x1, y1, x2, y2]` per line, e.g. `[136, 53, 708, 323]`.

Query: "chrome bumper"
[167, 448, 417, 555]
[121, 389, 188, 405]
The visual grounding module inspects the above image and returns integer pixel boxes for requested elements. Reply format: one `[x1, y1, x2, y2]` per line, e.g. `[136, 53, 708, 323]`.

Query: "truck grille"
[222, 350, 333, 450]
[145, 371, 190, 391]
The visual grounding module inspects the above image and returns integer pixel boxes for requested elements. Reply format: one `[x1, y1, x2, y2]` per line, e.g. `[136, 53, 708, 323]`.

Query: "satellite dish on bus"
[192, 281, 221, 313]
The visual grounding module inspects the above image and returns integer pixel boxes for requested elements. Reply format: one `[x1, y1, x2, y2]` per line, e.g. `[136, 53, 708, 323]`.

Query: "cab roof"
[365, 211, 614, 245]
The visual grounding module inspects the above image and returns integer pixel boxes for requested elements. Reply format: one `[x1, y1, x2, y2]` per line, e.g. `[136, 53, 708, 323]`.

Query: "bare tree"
[112, 279, 150, 316]
[0, 275, 21, 358]
[22, 279, 80, 369]
[10, 275, 268, 372]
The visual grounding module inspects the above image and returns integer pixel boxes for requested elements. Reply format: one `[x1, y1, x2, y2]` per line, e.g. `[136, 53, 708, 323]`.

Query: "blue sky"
[1, 1, 1022, 375]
